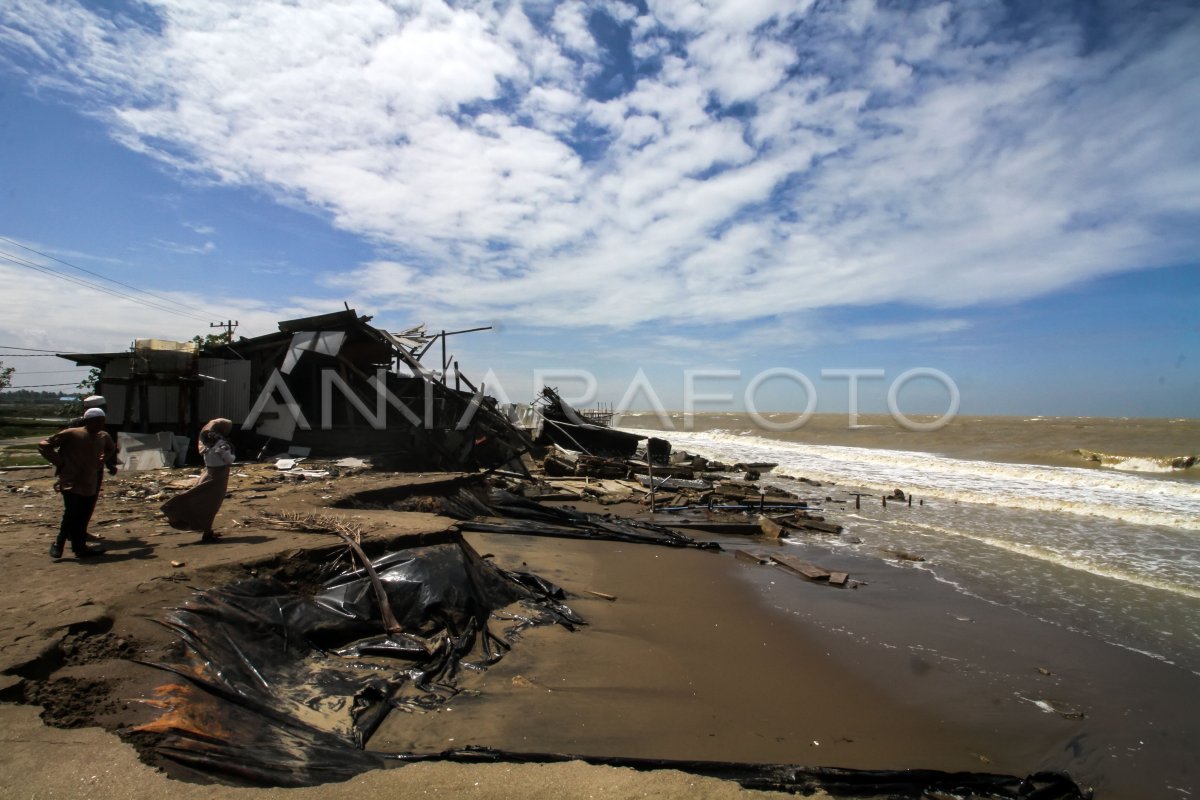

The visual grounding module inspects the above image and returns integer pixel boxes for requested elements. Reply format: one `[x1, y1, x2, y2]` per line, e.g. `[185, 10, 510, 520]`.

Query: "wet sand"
[377, 526, 1200, 799]
[1, 464, 1194, 797]
[728, 539, 1200, 799]
[378, 532, 994, 769]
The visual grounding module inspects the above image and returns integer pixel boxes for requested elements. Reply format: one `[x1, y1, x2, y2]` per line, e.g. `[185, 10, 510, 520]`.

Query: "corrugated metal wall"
[198, 358, 252, 423]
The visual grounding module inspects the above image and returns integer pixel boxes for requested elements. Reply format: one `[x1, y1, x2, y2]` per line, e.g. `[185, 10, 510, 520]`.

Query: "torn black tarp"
[135, 537, 581, 785]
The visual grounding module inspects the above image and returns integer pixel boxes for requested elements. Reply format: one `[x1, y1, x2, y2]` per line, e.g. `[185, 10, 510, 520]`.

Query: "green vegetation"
[0, 442, 47, 468]
[0, 418, 62, 437]
[3, 389, 66, 402]
[191, 330, 232, 348]
[0, 408, 61, 468]
[1, 378, 87, 466]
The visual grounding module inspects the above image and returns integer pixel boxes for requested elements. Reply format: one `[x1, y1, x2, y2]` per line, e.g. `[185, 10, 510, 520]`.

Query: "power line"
[4, 369, 87, 374]
[2, 382, 79, 389]
[0, 250, 214, 324]
[0, 249, 212, 322]
[0, 345, 70, 353]
[5, 369, 89, 374]
[0, 235, 223, 321]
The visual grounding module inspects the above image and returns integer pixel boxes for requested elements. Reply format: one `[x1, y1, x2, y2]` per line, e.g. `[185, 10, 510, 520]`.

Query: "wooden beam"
[759, 516, 785, 539]
[734, 549, 769, 564]
[769, 554, 830, 581]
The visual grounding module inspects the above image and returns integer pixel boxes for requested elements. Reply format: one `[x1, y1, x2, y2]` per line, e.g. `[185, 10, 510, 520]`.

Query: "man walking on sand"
[38, 407, 119, 560]
[67, 394, 115, 542]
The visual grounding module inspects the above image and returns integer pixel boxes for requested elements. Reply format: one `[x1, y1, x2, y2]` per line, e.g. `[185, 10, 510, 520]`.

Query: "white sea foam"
[881, 518, 1200, 600]
[623, 427, 1200, 531]
[1077, 448, 1196, 474]
[1111, 457, 1180, 473]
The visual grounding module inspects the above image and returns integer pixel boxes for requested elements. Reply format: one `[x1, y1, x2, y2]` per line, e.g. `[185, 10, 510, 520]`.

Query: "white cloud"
[0, 249, 314, 356]
[154, 239, 216, 255]
[1, 0, 1197, 339]
[852, 319, 970, 341]
[550, 1, 598, 56]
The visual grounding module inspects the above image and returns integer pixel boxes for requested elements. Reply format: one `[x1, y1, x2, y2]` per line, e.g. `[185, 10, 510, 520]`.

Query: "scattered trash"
[288, 469, 331, 479]
[333, 457, 370, 469]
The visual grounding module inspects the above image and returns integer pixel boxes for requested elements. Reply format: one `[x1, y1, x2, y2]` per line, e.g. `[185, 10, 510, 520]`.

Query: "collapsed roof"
[59, 309, 535, 471]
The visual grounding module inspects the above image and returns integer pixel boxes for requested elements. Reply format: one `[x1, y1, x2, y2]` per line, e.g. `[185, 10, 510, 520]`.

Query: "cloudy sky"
[1, 0, 1197, 416]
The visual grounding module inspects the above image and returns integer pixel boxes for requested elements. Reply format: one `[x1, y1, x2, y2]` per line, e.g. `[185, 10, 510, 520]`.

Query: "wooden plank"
[758, 516, 785, 539]
[828, 571, 849, 586]
[769, 554, 830, 581]
[598, 479, 642, 493]
[782, 519, 844, 535]
[663, 521, 764, 535]
[734, 549, 768, 564]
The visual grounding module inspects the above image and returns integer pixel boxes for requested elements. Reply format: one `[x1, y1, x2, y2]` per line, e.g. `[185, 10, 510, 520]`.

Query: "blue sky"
[1, 0, 1197, 417]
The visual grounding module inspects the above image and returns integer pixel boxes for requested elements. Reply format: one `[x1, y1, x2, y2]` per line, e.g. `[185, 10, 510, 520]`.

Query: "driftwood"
[780, 516, 843, 535]
[256, 511, 407, 637]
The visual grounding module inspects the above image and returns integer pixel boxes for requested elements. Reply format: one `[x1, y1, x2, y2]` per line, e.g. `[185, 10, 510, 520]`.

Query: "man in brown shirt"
[38, 408, 119, 560]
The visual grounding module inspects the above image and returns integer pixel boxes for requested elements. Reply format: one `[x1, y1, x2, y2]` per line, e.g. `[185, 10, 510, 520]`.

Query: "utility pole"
[210, 319, 239, 343]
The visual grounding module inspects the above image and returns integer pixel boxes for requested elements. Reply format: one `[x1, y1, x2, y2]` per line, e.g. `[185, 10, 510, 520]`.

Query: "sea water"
[617, 413, 1200, 675]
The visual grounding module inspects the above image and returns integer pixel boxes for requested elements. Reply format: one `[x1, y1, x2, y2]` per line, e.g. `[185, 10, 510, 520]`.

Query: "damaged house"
[58, 309, 534, 471]
[533, 386, 644, 458]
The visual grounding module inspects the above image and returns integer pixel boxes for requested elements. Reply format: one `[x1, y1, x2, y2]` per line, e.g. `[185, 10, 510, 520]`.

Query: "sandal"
[200, 531, 222, 543]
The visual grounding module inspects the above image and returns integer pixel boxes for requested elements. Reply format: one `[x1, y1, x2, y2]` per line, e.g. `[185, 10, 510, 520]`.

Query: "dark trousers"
[56, 492, 99, 554]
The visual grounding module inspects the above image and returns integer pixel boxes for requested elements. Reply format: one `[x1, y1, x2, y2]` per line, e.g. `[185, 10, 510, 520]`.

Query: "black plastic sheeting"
[450, 486, 722, 550]
[135, 538, 1089, 798]
[136, 538, 581, 785]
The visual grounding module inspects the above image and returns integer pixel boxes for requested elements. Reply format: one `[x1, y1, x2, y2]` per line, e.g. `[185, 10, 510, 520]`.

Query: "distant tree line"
[0, 389, 68, 405]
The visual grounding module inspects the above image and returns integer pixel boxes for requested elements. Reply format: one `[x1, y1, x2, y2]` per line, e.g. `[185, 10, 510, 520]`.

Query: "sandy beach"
[1, 458, 1192, 798]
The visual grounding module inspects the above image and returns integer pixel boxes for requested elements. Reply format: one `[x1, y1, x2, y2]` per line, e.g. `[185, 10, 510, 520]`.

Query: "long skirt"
[161, 465, 230, 532]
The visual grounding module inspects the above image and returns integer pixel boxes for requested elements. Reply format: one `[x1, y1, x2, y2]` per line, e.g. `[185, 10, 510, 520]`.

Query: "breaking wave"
[1075, 449, 1197, 473]
[622, 427, 1200, 531]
